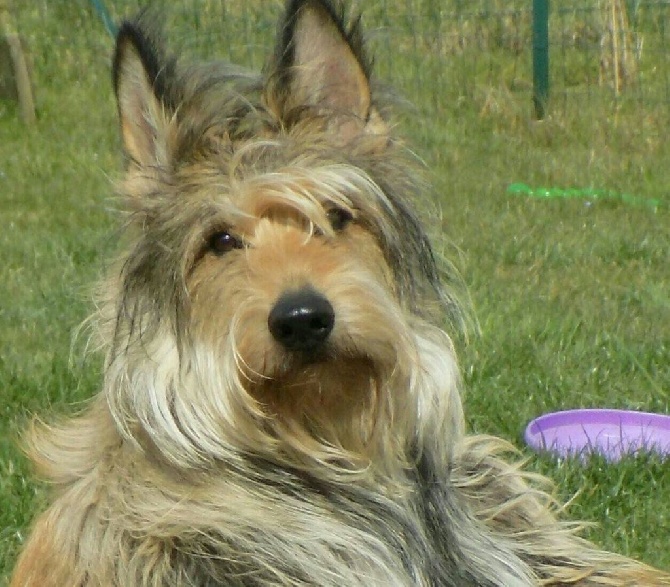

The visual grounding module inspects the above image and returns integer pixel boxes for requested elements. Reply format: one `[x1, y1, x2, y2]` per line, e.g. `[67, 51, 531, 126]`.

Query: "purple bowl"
[524, 409, 670, 461]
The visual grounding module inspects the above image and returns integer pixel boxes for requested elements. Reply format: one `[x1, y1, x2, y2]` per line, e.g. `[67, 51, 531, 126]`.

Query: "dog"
[11, 1, 670, 585]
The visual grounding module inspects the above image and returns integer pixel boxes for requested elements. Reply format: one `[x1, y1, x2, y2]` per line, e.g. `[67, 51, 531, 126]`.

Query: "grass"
[1, 0, 669, 581]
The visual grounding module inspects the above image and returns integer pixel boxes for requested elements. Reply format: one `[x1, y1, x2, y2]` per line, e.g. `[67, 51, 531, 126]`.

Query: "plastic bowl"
[524, 409, 670, 461]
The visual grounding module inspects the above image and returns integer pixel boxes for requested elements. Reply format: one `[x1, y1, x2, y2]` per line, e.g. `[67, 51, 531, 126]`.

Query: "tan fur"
[11, 1, 669, 585]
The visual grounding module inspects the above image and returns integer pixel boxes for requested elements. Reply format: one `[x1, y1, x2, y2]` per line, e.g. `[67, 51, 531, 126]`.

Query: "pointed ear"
[112, 19, 174, 167]
[270, 0, 388, 143]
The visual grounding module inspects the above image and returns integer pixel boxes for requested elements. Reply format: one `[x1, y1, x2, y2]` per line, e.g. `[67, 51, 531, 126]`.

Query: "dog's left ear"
[269, 0, 388, 144]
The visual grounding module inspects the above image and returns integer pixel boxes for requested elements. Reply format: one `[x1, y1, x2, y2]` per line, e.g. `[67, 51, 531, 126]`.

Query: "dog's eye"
[326, 207, 353, 231]
[208, 231, 243, 255]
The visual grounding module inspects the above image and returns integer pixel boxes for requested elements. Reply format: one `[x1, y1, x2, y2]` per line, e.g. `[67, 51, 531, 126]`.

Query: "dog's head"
[105, 0, 463, 475]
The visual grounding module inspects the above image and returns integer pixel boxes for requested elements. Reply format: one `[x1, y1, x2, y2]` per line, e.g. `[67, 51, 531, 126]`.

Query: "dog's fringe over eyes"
[10, 1, 670, 586]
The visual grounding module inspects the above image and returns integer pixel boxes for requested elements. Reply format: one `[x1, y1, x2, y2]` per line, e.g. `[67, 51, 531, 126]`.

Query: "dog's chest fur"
[100, 452, 502, 587]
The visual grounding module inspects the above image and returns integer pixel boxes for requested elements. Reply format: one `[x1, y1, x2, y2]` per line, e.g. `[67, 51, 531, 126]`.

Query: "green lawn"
[1, 0, 668, 580]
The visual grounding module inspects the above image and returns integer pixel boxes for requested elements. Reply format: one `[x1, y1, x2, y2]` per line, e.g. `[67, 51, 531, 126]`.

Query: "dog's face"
[107, 0, 461, 472]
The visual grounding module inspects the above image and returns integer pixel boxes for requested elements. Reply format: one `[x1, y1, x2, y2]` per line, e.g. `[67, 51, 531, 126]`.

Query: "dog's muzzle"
[268, 288, 335, 353]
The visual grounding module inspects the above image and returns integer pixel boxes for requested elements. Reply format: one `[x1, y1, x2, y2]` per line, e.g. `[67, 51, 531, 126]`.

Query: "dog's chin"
[250, 351, 384, 416]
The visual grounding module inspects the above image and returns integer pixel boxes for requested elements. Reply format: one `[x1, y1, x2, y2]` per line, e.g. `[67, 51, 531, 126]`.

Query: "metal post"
[532, 0, 549, 119]
[90, 0, 118, 38]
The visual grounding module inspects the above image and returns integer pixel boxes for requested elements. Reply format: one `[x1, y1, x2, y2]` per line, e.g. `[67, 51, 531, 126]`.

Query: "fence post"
[90, 0, 118, 37]
[532, 0, 549, 119]
[0, 0, 36, 124]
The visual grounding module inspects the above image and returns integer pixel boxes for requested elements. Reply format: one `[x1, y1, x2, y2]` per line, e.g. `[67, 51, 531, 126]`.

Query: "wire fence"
[15, 0, 670, 122]
[367, 0, 670, 119]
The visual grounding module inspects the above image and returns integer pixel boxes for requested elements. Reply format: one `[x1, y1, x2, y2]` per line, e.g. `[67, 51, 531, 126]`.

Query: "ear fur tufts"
[112, 11, 178, 111]
[112, 11, 178, 166]
[267, 0, 384, 143]
[276, 0, 372, 86]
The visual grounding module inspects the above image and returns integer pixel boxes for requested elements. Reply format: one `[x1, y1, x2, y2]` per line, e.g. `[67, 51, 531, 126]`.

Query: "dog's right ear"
[113, 18, 175, 167]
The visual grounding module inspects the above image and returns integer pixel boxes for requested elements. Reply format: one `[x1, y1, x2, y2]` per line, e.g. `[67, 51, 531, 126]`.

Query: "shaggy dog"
[11, 1, 670, 585]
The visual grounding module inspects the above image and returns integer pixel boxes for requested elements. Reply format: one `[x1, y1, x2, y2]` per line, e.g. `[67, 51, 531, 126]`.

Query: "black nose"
[268, 289, 335, 353]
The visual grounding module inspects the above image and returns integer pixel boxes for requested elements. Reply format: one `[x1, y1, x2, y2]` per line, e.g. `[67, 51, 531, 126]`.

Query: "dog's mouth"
[274, 343, 340, 371]
[263, 352, 376, 388]
[251, 354, 381, 413]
